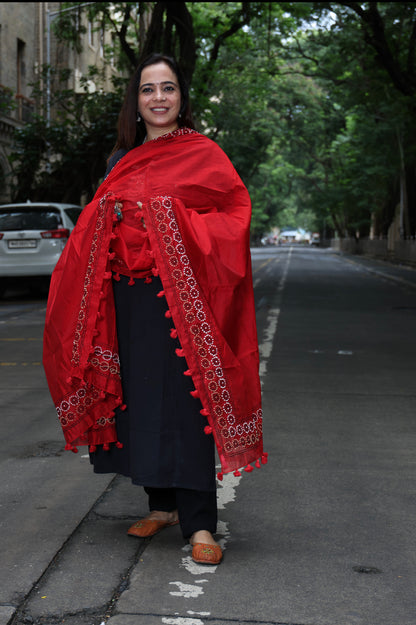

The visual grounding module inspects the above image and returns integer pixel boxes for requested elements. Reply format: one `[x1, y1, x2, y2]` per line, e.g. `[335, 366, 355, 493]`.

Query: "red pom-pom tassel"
[190, 389, 199, 398]
[183, 369, 192, 377]
[144, 276, 152, 284]
[65, 443, 78, 453]
[151, 267, 159, 277]
[217, 472, 223, 481]
[165, 310, 172, 318]
[128, 277, 135, 286]
[115, 441, 123, 449]
[113, 272, 121, 281]
[120, 404, 127, 411]
[170, 328, 178, 339]
[255, 459, 261, 469]
[261, 453, 269, 465]
[108, 252, 116, 260]
[89, 445, 97, 453]
[104, 271, 112, 280]
[244, 464, 254, 473]
[103, 443, 110, 451]
[157, 290, 165, 298]
[175, 348, 185, 357]
[233, 470, 242, 477]
[204, 425, 213, 435]
[200, 408, 209, 417]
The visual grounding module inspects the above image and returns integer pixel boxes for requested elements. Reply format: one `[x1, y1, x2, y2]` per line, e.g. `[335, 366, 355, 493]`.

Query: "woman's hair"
[110, 53, 195, 156]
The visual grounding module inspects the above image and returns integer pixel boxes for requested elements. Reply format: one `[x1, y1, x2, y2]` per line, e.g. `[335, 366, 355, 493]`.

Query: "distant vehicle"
[0, 202, 82, 296]
[310, 232, 320, 246]
[279, 228, 310, 244]
[261, 233, 278, 246]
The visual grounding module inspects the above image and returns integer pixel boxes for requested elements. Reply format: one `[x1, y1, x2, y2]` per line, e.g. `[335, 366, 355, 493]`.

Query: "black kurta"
[90, 274, 216, 492]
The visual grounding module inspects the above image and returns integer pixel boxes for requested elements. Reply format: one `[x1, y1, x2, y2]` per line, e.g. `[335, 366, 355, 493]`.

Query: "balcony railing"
[0, 85, 35, 122]
[15, 94, 35, 122]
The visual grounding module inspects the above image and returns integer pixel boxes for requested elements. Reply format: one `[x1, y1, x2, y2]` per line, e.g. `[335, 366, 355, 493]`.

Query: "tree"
[7, 2, 416, 240]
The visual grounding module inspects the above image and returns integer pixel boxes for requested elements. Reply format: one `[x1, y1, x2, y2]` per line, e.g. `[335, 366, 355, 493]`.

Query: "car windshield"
[0, 208, 62, 231]
[64, 207, 82, 225]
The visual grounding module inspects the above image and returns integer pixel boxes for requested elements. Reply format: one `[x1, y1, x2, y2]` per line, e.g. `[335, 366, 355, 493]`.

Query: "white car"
[0, 202, 82, 296]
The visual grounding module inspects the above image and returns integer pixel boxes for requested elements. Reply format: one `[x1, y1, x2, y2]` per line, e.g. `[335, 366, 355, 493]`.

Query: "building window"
[15, 37, 34, 122]
[88, 21, 94, 47]
[100, 27, 104, 58]
[110, 34, 116, 68]
[17, 38, 25, 95]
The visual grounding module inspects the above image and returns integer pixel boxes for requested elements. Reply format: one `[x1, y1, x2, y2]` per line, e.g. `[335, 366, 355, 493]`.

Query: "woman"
[43, 53, 265, 565]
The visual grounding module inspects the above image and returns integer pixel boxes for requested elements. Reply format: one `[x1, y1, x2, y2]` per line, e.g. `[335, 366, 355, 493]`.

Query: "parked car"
[0, 202, 82, 297]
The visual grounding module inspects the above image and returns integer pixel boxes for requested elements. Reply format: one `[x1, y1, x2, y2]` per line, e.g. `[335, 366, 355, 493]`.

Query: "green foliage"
[9, 67, 125, 203]
[7, 1, 416, 238]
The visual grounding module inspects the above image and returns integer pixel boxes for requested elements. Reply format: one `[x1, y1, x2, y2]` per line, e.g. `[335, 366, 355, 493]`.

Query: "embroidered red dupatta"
[43, 129, 265, 476]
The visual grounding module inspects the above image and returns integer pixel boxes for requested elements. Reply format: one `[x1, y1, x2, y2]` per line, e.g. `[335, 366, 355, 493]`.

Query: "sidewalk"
[332, 249, 416, 289]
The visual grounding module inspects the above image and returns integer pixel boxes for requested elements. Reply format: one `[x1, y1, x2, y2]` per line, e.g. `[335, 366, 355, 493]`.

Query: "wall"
[327, 237, 416, 267]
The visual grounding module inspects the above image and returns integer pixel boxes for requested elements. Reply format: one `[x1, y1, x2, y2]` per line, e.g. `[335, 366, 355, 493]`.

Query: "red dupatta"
[43, 129, 266, 477]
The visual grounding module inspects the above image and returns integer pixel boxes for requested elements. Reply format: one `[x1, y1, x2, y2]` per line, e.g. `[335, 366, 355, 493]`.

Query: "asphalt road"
[1, 246, 416, 625]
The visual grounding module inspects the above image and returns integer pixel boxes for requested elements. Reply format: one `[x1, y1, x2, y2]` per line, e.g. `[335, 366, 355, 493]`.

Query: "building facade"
[0, 2, 120, 203]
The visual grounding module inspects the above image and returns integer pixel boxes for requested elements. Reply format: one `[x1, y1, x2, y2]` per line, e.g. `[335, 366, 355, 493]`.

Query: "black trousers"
[144, 486, 217, 539]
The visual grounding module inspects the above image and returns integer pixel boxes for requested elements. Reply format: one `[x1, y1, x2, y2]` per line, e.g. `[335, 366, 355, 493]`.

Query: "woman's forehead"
[140, 62, 177, 84]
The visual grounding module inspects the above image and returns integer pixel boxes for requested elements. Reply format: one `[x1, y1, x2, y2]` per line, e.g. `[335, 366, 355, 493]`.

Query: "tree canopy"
[8, 2, 416, 240]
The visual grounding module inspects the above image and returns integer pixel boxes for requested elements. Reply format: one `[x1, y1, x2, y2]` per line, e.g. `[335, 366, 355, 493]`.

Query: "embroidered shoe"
[191, 542, 223, 565]
[127, 518, 179, 538]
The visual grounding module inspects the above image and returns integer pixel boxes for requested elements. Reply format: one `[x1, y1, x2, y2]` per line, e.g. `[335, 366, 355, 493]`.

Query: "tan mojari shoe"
[127, 518, 179, 538]
[191, 542, 223, 565]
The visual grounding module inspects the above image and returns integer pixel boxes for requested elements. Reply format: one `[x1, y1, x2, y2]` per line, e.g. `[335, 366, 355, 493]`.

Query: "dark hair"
[110, 53, 195, 156]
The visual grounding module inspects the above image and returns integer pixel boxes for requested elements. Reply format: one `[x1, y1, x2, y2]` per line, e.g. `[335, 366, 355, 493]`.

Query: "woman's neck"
[144, 124, 179, 142]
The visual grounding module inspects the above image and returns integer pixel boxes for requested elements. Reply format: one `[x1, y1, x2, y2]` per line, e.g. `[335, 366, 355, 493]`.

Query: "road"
[1, 246, 416, 625]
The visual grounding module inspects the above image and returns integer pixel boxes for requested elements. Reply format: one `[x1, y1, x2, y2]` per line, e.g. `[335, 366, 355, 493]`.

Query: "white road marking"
[164, 248, 292, 623]
[162, 618, 204, 625]
[169, 580, 208, 598]
[258, 248, 291, 380]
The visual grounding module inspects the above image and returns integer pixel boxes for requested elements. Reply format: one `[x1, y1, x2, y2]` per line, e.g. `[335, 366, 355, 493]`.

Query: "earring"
[137, 113, 141, 122]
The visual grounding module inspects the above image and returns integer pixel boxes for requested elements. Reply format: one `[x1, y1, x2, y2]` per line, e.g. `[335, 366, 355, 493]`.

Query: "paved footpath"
[2, 247, 416, 625]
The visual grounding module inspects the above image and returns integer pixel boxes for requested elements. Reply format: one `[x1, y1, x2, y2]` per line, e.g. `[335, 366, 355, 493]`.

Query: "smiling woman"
[43, 53, 265, 568]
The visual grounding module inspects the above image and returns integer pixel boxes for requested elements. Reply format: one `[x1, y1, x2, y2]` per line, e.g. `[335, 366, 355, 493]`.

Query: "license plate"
[8, 239, 37, 249]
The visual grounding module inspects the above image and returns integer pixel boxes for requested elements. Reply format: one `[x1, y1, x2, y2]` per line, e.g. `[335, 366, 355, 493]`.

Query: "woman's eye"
[141, 87, 152, 94]
[164, 86, 175, 92]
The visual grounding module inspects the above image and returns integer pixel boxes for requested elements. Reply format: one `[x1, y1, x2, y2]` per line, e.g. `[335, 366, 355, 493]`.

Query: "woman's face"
[138, 62, 182, 139]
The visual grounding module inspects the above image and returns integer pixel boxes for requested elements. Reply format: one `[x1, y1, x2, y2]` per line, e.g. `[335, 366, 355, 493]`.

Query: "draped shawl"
[43, 129, 265, 477]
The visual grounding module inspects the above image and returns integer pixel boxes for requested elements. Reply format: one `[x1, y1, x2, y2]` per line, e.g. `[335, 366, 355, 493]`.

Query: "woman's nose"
[153, 87, 166, 100]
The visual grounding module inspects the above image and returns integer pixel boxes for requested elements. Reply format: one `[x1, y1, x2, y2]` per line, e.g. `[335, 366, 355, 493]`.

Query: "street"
[1, 246, 416, 625]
